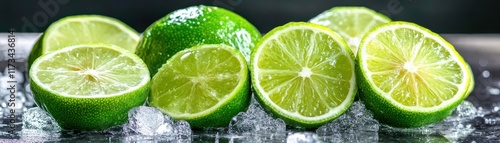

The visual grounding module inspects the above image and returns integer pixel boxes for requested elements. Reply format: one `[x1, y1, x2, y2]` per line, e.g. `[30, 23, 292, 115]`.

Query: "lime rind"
[251, 22, 357, 127]
[30, 44, 150, 98]
[150, 44, 250, 127]
[42, 15, 140, 54]
[465, 63, 475, 96]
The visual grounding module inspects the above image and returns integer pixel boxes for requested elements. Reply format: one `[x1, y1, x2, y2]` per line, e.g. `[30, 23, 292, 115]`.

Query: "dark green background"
[2, 0, 499, 33]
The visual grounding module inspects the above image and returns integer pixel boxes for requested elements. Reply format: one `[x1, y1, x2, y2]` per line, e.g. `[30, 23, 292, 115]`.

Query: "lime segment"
[251, 22, 357, 128]
[149, 44, 250, 128]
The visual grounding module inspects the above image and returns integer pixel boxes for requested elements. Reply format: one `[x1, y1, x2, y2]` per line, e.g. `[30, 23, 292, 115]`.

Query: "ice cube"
[121, 106, 192, 143]
[440, 122, 475, 142]
[445, 100, 479, 122]
[286, 132, 319, 143]
[228, 103, 286, 136]
[22, 107, 61, 131]
[155, 123, 174, 135]
[174, 120, 191, 136]
[154, 115, 176, 136]
[122, 106, 164, 136]
[316, 101, 379, 143]
[19, 107, 62, 142]
[172, 120, 192, 142]
[20, 128, 61, 142]
[316, 101, 379, 135]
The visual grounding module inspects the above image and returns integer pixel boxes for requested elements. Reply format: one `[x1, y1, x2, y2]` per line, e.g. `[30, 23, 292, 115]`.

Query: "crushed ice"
[228, 103, 286, 136]
[121, 106, 192, 142]
[286, 132, 320, 143]
[316, 101, 380, 143]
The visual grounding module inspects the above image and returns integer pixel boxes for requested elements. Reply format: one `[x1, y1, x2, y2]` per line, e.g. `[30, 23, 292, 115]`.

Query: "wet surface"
[1, 34, 500, 142]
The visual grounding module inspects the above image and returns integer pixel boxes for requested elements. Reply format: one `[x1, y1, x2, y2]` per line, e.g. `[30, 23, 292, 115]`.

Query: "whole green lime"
[135, 5, 261, 76]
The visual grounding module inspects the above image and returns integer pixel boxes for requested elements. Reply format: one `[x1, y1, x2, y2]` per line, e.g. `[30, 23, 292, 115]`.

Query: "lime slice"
[251, 22, 357, 128]
[356, 21, 472, 128]
[29, 44, 150, 130]
[28, 15, 139, 67]
[43, 15, 139, 53]
[149, 44, 250, 128]
[310, 6, 391, 54]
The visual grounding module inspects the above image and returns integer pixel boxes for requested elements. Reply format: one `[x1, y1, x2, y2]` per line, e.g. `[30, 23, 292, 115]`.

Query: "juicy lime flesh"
[310, 7, 390, 52]
[44, 16, 139, 53]
[256, 28, 353, 117]
[34, 46, 147, 96]
[151, 46, 244, 116]
[363, 28, 464, 107]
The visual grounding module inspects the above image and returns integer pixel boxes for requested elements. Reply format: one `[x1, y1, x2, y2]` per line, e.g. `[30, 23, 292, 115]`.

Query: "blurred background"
[1, 0, 500, 33]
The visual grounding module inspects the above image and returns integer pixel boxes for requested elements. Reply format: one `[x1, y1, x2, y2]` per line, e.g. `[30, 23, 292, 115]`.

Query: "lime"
[135, 5, 261, 76]
[251, 22, 357, 128]
[465, 64, 475, 96]
[310, 6, 391, 54]
[29, 44, 150, 130]
[28, 15, 139, 67]
[356, 21, 472, 128]
[149, 44, 250, 128]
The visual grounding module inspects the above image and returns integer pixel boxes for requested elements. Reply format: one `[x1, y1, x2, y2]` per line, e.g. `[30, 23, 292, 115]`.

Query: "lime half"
[28, 15, 139, 66]
[356, 21, 473, 128]
[310, 6, 391, 54]
[149, 44, 250, 128]
[251, 22, 357, 128]
[29, 44, 150, 130]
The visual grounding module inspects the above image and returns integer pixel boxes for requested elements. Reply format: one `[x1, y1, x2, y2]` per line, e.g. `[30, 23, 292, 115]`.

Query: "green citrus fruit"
[135, 5, 261, 76]
[310, 6, 391, 54]
[29, 44, 150, 130]
[149, 44, 250, 128]
[28, 15, 140, 67]
[251, 22, 357, 128]
[356, 21, 473, 128]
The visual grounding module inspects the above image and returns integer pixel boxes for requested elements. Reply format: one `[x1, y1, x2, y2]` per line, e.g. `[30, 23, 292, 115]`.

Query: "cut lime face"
[356, 21, 472, 127]
[42, 15, 139, 54]
[310, 7, 391, 54]
[29, 44, 150, 130]
[251, 22, 357, 128]
[149, 44, 250, 128]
